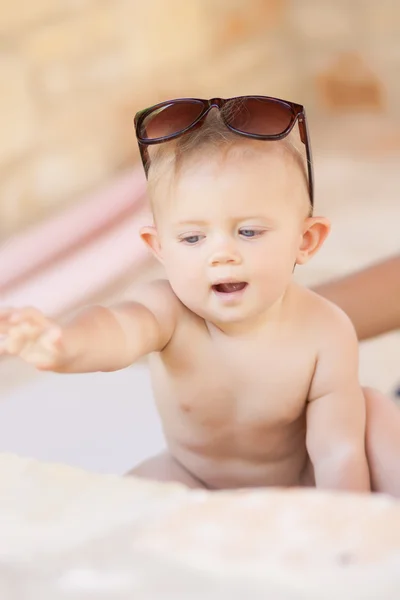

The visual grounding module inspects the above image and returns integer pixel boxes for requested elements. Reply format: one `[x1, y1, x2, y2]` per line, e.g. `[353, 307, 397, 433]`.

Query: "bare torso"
[147, 284, 319, 490]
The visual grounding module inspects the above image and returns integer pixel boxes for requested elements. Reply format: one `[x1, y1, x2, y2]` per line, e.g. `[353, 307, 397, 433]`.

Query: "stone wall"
[1, 0, 399, 236]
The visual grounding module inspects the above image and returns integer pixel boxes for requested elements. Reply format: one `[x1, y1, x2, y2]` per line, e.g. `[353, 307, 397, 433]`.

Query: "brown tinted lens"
[139, 101, 204, 140]
[224, 97, 294, 136]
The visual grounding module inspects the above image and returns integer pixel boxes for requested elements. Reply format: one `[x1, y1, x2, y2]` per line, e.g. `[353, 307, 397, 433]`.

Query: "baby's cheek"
[255, 260, 290, 292]
[172, 267, 203, 292]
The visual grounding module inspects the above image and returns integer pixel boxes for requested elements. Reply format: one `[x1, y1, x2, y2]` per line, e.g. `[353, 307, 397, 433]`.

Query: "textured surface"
[1, 454, 400, 599]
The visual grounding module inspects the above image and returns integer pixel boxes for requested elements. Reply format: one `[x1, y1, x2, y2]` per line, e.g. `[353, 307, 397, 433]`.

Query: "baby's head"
[141, 111, 330, 330]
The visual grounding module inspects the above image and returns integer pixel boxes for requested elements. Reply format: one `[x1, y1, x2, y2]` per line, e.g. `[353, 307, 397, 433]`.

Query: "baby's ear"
[296, 217, 331, 265]
[140, 225, 164, 263]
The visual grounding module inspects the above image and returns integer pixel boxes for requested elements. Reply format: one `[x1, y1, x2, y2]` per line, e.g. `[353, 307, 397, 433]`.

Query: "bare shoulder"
[123, 278, 190, 322]
[289, 285, 361, 401]
[291, 283, 359, 353]
[111, 279, 187, 351]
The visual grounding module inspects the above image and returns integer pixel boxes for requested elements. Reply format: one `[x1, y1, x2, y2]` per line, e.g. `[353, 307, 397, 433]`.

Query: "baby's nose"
[209, 243, 241, 266]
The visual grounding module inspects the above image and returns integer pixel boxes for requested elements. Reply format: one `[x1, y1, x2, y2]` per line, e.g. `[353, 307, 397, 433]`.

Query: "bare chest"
[150, 332, 314, 429]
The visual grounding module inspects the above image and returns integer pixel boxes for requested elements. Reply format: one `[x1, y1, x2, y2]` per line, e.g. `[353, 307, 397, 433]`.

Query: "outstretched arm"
[0, 279, 179, 374]
[313, 254, 400, 341]
[306, 308, 371, 492]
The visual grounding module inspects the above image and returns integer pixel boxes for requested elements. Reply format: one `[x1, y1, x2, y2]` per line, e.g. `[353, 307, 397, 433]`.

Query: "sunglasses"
[134, 95, 314, 206]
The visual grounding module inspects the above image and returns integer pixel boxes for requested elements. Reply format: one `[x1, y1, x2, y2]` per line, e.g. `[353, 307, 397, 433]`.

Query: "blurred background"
[0, 0, 399, 474]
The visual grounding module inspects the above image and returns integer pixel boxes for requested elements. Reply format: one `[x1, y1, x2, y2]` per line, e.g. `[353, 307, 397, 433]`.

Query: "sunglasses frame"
[134, 95, 314, 206]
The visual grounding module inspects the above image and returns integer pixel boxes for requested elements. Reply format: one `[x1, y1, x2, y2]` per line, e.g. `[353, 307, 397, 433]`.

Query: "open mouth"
[212, 282, 248, 294]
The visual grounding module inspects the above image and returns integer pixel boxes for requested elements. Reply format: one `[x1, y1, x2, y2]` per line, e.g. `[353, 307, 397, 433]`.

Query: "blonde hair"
[147, 111, 312, 215]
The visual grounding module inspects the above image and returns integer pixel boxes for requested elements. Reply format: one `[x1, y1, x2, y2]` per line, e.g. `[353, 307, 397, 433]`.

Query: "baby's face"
[150, 147, 310, 329]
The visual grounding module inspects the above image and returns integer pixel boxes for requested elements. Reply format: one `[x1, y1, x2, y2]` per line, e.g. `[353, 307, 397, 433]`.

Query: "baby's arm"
[306, 308, 371, 492]
[0, 280, 178, 374]
[313, 254, 400, 341]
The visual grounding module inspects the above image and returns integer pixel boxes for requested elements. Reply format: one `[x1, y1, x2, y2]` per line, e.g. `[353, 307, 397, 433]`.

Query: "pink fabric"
[0, 168, 147, 291]
[0, 169, 153, 316]
[1, 208, 152, 316]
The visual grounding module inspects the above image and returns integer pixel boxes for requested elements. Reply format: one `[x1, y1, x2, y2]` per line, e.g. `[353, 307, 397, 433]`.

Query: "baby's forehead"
[184, 137, 303, 173]
[176, 142, 306, 198]
[150, 138, 309, 219]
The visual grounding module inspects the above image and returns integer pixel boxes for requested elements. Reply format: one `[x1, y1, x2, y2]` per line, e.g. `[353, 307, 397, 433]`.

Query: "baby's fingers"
[0, 332, 25, 356]
[39, 327, 62, 351]
[19, 327, 63, 369]
[0, 309, 16, 332]
[8, 307, 48, 326]
[0, 320, 45, 355]
[0, 320, 40, 343]
[0, 334, 9, 355]
[0, 307, 47, 334]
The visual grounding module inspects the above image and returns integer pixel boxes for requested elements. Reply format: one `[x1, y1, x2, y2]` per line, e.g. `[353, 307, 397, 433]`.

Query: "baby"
[0, 97, 397, 494]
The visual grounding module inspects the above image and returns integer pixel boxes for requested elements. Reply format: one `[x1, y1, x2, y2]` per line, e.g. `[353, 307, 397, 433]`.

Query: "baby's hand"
[0, 307, 65, 370]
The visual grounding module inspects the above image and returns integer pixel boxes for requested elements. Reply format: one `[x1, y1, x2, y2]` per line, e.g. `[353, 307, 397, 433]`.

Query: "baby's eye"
[180, 234, 204, 244]
[239, 228, 264, 238]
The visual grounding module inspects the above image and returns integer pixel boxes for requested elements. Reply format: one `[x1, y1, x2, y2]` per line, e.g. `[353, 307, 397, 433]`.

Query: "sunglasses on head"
[134, 95, 314, 206]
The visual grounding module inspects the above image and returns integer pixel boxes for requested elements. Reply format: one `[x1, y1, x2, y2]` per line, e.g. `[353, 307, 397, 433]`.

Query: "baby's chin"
[186, 300, 266, 329]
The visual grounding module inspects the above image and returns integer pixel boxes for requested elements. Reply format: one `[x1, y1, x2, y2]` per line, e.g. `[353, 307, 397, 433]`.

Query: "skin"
[314, 255, 400, 341]
[0, 143, 397, 494]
